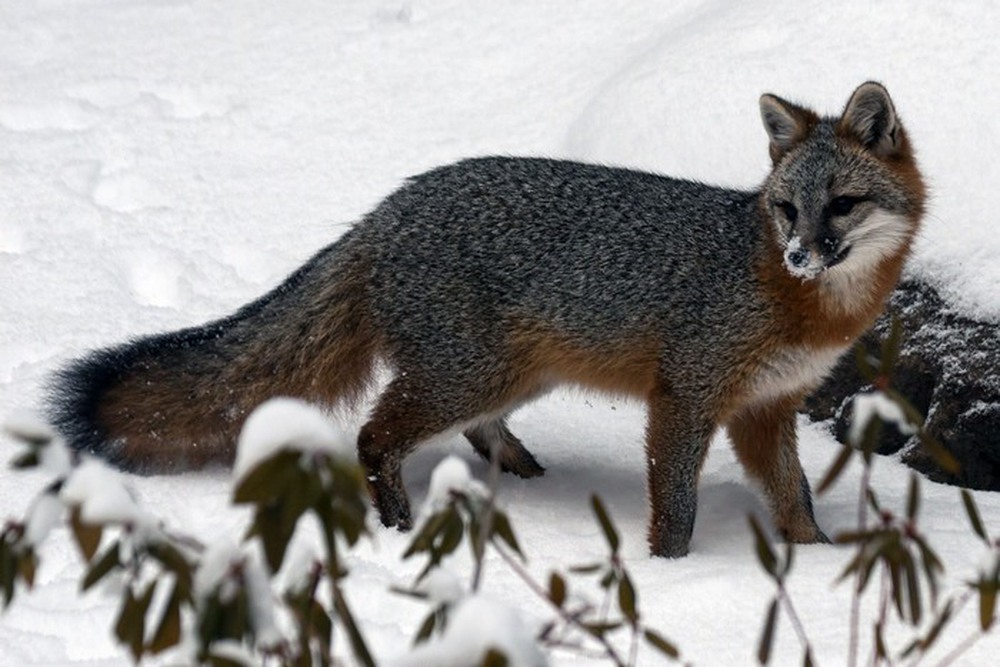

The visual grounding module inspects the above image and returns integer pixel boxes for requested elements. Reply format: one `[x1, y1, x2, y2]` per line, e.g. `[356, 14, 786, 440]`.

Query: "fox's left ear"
[839, 82, 901, 158]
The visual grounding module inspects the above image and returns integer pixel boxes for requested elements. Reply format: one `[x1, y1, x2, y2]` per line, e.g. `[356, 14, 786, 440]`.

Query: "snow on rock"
[388, 594, 548, 667]
[233, 397, 354, 483]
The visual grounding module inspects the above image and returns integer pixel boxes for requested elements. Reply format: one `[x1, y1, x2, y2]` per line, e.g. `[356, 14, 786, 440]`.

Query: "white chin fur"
[820, 210, 913, 311]
[838, 210, 912, 270]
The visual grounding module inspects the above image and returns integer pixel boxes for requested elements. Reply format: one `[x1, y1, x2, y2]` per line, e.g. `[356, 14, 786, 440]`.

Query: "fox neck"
[755, 205, 916, 350]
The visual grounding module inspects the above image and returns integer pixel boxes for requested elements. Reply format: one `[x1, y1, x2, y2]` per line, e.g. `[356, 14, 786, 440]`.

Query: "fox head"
[759, 82, 925, 283]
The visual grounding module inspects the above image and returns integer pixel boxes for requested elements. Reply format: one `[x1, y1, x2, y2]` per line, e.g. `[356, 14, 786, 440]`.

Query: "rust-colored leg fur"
[727, 397, 828, 544]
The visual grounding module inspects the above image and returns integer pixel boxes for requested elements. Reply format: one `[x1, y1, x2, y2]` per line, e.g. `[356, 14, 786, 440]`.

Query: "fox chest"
[744, 345, 848, 406]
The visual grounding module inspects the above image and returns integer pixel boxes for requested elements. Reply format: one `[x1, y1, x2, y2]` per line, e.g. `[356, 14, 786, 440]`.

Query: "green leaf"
[437, 509, 464, 559]
[198, 593, 223, 656]
[569, 562, 602, 575]
[817, 444, 854, 495]
[207, 653, 248, 667]
[481, 648, 509, 667]
[414, 610, 437, 645]
[148, 541, 194, 601]
[918, 432, 960, 475]
[232, 450, 301, 505]
[874, 622, 888, 659]
[961, 489, 989, 543]
[583, 621, 623, 638]
[780, 542, 795, 579]
[490, 511, 523, 560]
[70, 508, 102, 562]
[906, 474, 920, 521]
[881, 314, 904, 372]
[757, 599, 779, 665]
[1, 551, 14, 607]
[332, 586, 376, 667]
[591, 495, 620, 554]
[914, 535, 943, 606]
[909, 599, 954, 654]
[904, 557, 922, 625]
[81, 541, 121, 592]
[748, 516, 778, 579]
[404, 510, 451, 559]
[644, 628, 680, 659]
[11, 451, 40, 470]
[548, 572, 566, 609]
[115, 582, 156, 661]
[248, 503, 295, 572]
[618, 572, 638, 626]
[17, 549, 36, 589]
[854, 344, 878, 382]
[833, 529, 878, 545]
[979, 580, 997, 631]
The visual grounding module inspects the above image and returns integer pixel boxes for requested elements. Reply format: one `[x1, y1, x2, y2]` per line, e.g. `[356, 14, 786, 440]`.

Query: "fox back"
[48, 82, 924, 557]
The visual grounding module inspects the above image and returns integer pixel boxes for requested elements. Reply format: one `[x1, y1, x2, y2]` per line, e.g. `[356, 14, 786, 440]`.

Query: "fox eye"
[776, 200, 798, 223]
[829, 196, 861, 217]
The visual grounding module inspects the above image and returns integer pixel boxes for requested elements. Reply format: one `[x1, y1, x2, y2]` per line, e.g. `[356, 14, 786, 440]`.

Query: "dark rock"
[804, 279, 1000, 491]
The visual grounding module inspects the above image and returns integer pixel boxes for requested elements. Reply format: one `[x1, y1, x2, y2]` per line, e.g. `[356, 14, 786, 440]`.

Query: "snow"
[3, 412, 72, 476]
[22, 492, 64, 549]
[1, 1, 999, 665]
[59, 460, 150, 528]
[388, 594, 549, 667]
[233, 397, 354, 483]
[194, 538, 243, 604]
[422, 454, 488, 514]
[415, 567, 464, 607]
[848, 391, 916, 447]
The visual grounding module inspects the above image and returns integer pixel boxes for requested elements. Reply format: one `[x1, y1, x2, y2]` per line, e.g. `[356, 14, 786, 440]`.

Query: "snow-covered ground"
[2, 1, 998, 664]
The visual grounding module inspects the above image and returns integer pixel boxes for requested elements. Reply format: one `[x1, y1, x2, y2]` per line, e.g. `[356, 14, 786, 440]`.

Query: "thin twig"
[471, 439, 503, 592]
[493, 540, 629, 667]
[776, 579, 813, 656]
[929, 629, 985, 667]
[850, 463, 874, 667]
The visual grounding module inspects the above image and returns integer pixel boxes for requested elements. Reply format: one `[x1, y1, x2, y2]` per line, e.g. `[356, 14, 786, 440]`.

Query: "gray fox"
[48, 82, 924, 558]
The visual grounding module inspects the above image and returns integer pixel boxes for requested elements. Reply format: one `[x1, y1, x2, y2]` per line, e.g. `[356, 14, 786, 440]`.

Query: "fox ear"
[839, 82, 900, 158]
[760, 94, 816, 164]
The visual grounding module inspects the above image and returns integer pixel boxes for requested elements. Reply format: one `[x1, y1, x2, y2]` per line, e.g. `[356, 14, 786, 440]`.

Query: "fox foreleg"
[644, 391, 715, 558]
[727, 397, 829, 544]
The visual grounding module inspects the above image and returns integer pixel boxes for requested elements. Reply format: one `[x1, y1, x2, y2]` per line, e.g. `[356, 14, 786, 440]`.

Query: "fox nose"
[787, 247, 810, 268]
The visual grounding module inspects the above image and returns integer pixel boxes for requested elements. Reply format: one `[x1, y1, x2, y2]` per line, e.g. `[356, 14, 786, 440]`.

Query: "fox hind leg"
[357, 378, 462, 531]
[464, 417, 545, 478]
[358, 372, 526, 530]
